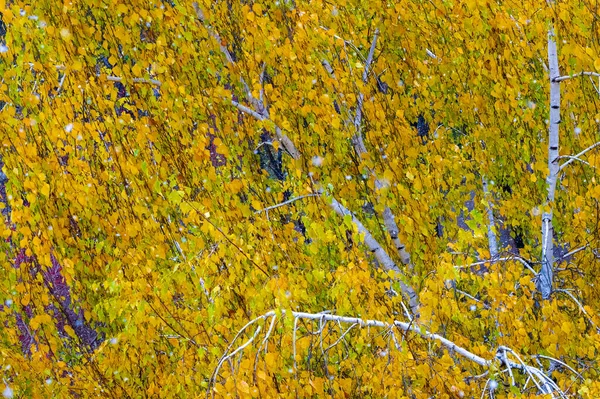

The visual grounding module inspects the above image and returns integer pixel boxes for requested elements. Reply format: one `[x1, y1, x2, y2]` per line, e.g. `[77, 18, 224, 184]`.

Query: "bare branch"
[558, 141, 600, 171]
[552, 71, 600, 82]
[254, 194, 318, 214]
[382, 208, 412, 269]
[213, 311, 574, 397]
[105, 75, 162, 86]
[230, 100, 300, 159]
[452, 288, 491, 310]
[318, 33, 413, 276]
[426, 48, 439, 59]
[554, 289, 600, 333]
[210, 325, 261, 395]
[455, 256, 536, 275]
[231, 99, 267, 121]
[556, 155, 592, 168]
[193, 3, 235, 65]
[533, 355, 584, 381]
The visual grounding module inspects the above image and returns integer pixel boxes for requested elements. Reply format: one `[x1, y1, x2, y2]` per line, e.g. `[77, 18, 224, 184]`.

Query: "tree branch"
[230, 99, 266, 121]
[558, 141, 600, 171]
[455, 256, 536, 275]
[328, 196, 419, 314]
[230, 100, 300, 159]
[212, 310, 573, 398]
[320, 31, 414, 273]
[254, 194, 318, 214]
[552, 71, 600, 82]
[554, 289, 600, 333]
[193, 3, 235, 65]
[105, 75, 162, 86]
[352, 28, 379, 157]
[482, 177, 498, 258]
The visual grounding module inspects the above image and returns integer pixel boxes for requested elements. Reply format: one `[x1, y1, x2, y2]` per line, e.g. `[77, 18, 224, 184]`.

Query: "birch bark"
[539, 24, 561, 299]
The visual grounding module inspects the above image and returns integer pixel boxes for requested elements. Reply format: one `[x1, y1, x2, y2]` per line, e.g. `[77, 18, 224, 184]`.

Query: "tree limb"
[482, 177, 498, 258]
[558, 141, 600, 171]
[255, 194, 318, 214]
[328, 196, 419, 314]
[352, 28, 379, 157]
[552, 71, 600, 82]
[105, 75, 162, 86]
[212, 310, 573, 398]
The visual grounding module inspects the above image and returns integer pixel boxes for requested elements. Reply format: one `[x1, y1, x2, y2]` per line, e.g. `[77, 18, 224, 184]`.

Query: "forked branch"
[558, 142, 600, 171]
[195, 2, 300, 159]
[209, 311, 573, 399]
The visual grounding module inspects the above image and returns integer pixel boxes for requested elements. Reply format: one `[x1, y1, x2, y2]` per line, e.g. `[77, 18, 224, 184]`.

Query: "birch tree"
[0, 0, 599, 398]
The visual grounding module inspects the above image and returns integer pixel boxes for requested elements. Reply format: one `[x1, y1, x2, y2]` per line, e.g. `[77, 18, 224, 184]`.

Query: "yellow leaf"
[237, 380, 250, 394]
[331, 116, 340, 129]
[132, 63, 143, 76]
[530, 174, 537, 183]
[30, 315, 41, 330]
[252, 3, 263, 14]
[594, 58, 600, 71]
[41, 183, 50, 197]
[265, 353, 277, 368]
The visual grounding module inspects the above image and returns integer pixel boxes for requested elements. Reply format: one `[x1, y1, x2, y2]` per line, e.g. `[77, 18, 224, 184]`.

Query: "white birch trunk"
[539, 25, 561, 299]
[482, 177, 498, 258]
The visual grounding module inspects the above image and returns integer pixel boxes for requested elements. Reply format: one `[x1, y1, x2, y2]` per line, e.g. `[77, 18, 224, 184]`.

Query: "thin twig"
[455, 256, 536, 275]
[105, 75, 162, 86]
[254, 194, 318, 214]
[558, 142, 600, 171]
[532, 355, 584, 381]
[209, 325, 262, 398]
[453, 288, 491, 310]
[554, 289, 600, 332]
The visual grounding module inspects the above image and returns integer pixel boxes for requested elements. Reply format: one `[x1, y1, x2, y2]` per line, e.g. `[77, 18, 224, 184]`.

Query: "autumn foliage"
[1, 0, 600, 397]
